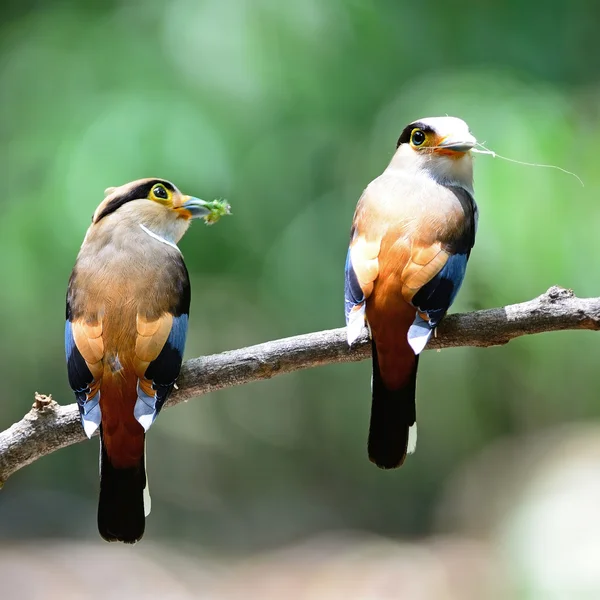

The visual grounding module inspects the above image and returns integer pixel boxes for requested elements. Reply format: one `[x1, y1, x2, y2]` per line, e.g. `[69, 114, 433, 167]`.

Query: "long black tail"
[98, 429, 147, 543]
[368, 340, 418, 469]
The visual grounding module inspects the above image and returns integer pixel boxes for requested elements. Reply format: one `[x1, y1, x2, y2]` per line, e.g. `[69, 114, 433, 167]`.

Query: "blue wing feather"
[135, 256, 190, 431]
[344, 249, 365, 324]
[144, 314, 189, 413]
[411, 186, 477, 328]
[411, 252, 469, 327]
[65, 319, 102, 437]
[65, 320, 93, 407]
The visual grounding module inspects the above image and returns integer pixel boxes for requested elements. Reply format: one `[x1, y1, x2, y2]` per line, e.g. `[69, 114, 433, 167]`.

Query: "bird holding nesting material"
[344, 117, 478, 469]
[65, 178, 230, 542]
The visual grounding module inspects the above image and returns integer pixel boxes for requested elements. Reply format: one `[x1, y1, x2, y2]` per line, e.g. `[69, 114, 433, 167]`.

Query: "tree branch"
[1, 286, 599, 486]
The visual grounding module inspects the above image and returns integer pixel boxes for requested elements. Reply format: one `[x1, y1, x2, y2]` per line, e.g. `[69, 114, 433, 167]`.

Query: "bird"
[65, 178, 229, 543]
[344, 116, 478, 469]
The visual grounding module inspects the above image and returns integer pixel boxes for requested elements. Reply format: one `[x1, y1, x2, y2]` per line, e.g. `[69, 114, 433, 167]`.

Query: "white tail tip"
[143, 439, 151, 516]
[407, 424, 418, 454]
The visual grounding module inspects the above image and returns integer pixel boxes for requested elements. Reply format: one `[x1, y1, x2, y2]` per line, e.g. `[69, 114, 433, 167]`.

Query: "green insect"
[202, 198, 232, 225]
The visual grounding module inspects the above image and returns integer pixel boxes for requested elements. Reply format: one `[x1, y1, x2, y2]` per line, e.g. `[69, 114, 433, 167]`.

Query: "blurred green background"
[2, 1, 600, 597]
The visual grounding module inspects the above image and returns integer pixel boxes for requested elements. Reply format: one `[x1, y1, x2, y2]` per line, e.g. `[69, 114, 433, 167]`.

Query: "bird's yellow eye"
[150, 184, 169, 201]
[410, 129, 426, 147]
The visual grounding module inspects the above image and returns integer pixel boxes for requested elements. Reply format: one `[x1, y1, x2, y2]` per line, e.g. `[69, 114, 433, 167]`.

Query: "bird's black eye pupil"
[412, 130, 426, 146]
[153, 185, 167, 199]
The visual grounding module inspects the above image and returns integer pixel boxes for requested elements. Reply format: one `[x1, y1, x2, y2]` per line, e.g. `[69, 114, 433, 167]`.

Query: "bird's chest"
[359, 179, 466, 302]
[71, 233, 179, 326]
[83, 248, 158, 304]
[383, 186, 461, 240]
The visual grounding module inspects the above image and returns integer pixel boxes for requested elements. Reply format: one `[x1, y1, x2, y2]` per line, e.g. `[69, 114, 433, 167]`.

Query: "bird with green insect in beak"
[65, 178, 230, 543]
[345, 116, 478, 469]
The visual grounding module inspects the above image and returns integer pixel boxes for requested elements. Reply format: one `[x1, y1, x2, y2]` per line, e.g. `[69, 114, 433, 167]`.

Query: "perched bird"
[65, 178, 229, 543]
[345, 117, 477, 469]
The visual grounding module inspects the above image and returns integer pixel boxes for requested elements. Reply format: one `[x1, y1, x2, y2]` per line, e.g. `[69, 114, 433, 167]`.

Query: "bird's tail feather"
[368, 340, 418, 469]
[98, 428, 147, 544]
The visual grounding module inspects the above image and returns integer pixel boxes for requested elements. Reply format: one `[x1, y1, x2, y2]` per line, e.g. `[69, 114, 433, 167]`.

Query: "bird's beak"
[179, 196, 212, 219]
[436, 133, 477, 154]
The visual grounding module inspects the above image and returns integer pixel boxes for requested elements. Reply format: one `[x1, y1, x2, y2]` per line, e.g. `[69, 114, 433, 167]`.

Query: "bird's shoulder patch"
[348, 235, 381, 299]
[71, 319, 104, 370]
[400, 242, 450, 302]
[134, 313, 174, 372]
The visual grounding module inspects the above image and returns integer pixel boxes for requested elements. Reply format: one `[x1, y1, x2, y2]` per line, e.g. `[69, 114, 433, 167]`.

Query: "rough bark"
[1, 286, 599, 486]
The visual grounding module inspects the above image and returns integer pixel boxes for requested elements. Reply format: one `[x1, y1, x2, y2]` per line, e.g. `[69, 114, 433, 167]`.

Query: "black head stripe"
[396, 121, 436, 148]
[94, 179, 176, 222]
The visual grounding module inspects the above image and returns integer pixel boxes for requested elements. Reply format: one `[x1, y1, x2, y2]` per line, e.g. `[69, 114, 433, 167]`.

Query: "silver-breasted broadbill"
[65, 178, 229, 542]
[344, 117, 478, 469]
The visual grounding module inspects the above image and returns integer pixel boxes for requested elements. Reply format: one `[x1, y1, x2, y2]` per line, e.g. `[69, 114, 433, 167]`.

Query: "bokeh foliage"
[1, 0, 599, 550]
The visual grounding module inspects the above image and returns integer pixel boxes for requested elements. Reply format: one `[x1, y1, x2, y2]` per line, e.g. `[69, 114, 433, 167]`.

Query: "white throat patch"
[139, 224, 181, 253]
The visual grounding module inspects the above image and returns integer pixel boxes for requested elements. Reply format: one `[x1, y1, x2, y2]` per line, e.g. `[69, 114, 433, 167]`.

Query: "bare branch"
[1, 286, 599, 486]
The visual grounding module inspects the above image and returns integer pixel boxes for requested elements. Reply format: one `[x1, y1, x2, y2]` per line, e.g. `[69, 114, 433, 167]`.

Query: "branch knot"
[545, 285, 574, 302]
[33, 393, 56, 413]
